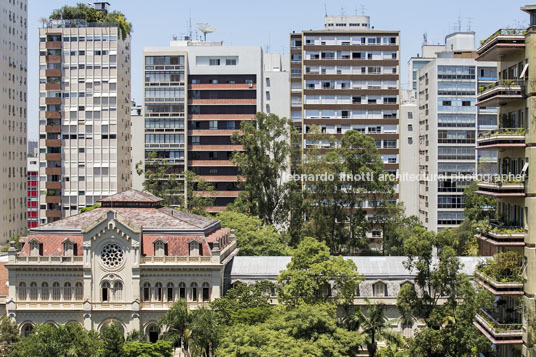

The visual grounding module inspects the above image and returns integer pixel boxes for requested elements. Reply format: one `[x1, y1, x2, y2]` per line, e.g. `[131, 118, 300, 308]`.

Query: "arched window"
[166, 282, 174, 302]
[114, 282, 123, 301]
[155, 282, 163, 302]
[189, 241, 202, 257]
[101, 282, 110, 302]
[63, 241, 74, 257]
[21, 324, 33, 337]
[202, 282, 210, 302]
[29, 241, 41, 257]
[75, 282, 83, 300]
[143, 282, 151, 301]
[29, 282, 38, 300]
[41, 282, 49, 300]
[18, 282, 26, 301]
[179, 282, 186, 300]
[191, 282, 198, 302]
[63, 282, 72, 301]
[52, 282, 61, 301]
[154, 241, 167, 257]
[373, 282, 387, 297]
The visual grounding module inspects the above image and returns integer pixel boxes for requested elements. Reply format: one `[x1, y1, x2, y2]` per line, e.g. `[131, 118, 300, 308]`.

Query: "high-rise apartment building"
[38, 3, 131, 224]
[263, 53, 290, 118]
[474, 5, 536, 356]
[290, 15, 400, 224]
[399, 90, 419, 218]
[413, 32, 497, 232]
[0, 0, 27, 242]
[142, 40, 263, 212]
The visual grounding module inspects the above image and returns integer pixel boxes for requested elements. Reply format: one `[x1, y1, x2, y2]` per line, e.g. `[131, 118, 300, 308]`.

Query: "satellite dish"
[195, 23, 217, 41]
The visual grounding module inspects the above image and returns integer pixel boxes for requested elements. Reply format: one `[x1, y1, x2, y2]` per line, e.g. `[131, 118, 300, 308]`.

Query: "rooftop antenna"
[423, 33, 428, 46]
[195, 23, 217, 41]
[340, 7, 345, 16]
[466, 17, 472, 32]
[324, 4, 327, 17]
[360, 4, 366, 16]
[457, 11, 462, 32]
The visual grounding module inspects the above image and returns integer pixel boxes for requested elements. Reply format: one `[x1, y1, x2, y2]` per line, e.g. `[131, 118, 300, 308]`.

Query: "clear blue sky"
[28, 0, 530, 139]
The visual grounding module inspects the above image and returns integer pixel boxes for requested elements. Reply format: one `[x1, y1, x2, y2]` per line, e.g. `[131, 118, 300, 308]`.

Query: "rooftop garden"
[48, 3, 131, 40]
[479, 28, 526, 46]
[478, 127, 526, 137]
[478, 79, 524, 93]
[477, 251, 524, 283]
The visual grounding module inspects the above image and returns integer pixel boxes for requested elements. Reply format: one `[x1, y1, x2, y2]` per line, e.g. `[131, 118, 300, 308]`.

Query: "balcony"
[45, 153, 61, 161]
[188, 83, 256, 90]
[45, 210, 61, 218]
[45, 83, 61, 90]
[476, 128, 526, 150]
[477, 223, 525, 247]
[476, 178, 525, 197]
[45, 41, 62, 49]
[45, 111, 61, 119]
[45, 125, 61, 133]
[188, 99, 257, 105]
[45, 69, 61, 77]
[45, 55, 61, 63]
[475, 308, 523, 345]
[45, 139, 61, 147]
[45, 196, 61, 204]
[45, 182, 61, 189]
[15, 255, 83, 265]
[475, 270, 524, 295]
[477, 29, 525, 62]
[45, 97, 61, 105]
[477, 80, 525, 107]
[45, 167, 61, 175]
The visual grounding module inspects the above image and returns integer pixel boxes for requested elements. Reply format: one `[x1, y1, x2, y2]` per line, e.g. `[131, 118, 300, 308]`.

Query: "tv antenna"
[195, 23, 217, 41]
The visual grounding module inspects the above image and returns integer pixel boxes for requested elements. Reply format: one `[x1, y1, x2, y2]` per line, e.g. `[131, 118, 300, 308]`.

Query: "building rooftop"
[97, 189, 163, 206]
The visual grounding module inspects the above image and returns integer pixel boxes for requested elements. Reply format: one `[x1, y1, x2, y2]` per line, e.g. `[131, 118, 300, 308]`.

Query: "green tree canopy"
[0, 316, 19, 357]
[277, 237, 362, 306]
[216, 210, 289, 256]
[231, 112, 293, 225]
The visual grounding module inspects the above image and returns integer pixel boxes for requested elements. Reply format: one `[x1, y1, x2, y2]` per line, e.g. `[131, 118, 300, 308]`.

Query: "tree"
[100, 323, 125, 357]
[231, 112, 293, 225]
[12, 323, 100, 357]
[183, 171, 215, 216]
[123, 340, 173, 357]
[396, 228, 494, 356]
[0, 317, 19, 357]
[216, 304, 363, 357]
[158, 300, 192, 350]
[136, 152, 184, 207]
[189, 307, 220, 357]
[210, 281, 275, 326]
[463, 181, 496, 222]
[216, 211, 289, 256]
[277, 237, 362, 306]
[344, 299, 399, 357]
[381, 204, 422, 256]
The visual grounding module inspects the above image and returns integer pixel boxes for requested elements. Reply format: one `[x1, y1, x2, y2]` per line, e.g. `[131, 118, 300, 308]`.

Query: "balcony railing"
[15, 256, 83, 264]
[475, 308, 523, 345]
[474, 270, 524, 295]
[477, 29, 525, 62]
[477, 80, 525, 107]
[476, 223, 525, 247]
[476, 128, 526, 150]
[476, 177, 525, 197]
[141, 256, 215, 264]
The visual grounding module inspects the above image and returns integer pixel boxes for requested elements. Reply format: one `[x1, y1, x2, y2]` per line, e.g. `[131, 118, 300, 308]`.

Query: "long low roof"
[229, 256, 485, 281]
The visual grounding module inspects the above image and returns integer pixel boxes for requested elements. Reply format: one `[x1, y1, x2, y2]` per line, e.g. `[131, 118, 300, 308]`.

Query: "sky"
[27, 0, 530, 139]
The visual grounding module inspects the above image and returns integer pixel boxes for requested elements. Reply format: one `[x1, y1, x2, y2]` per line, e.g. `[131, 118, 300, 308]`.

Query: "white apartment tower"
[0, 0, 27, 242]
[414, 32, 497, 231]
[38, 4, 131, 224]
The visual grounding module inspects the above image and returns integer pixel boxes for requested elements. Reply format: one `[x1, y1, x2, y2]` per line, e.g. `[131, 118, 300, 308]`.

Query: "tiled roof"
[19, 235, 83, 257]
[142, 235, 211, 256]
[33, 207, 219, 232]
[206, 228, 231, 243]
[98, 189, 163, 203]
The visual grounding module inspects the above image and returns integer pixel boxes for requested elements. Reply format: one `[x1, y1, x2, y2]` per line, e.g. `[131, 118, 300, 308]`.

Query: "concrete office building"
[38, 3, 131, 224]
[289, 15, 400, 241]
[143, 40, 264, 212]
[415, 32, 497, 232]
[474, 5, 536, 356]
[0, 0, 28, 243]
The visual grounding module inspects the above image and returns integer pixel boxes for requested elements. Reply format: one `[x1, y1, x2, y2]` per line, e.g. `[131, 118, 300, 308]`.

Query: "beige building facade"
[0, 0, 28, 243]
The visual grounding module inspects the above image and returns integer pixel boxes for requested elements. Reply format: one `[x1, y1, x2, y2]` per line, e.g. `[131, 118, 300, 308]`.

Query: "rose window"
[100, 244, 125, 268]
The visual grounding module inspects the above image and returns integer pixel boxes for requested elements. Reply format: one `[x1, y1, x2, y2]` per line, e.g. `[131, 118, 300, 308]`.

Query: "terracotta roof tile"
[142, 235, 211, 257]
[19, 235, 83, 257]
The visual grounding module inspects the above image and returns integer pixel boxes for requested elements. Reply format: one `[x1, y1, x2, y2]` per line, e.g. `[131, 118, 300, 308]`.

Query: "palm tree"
[158, 300, 192, 353]
[189, 307, 220, 357]
[344, 299, 400, 357]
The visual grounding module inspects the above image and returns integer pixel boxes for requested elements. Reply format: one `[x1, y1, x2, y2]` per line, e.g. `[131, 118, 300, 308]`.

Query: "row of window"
[41, 35, 118, 42]
[141, 282, 211, 302]
[18, 282, 83, 301]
